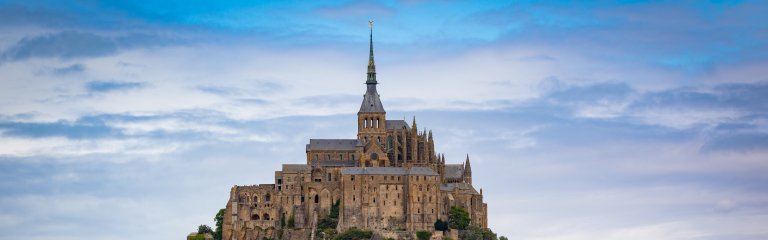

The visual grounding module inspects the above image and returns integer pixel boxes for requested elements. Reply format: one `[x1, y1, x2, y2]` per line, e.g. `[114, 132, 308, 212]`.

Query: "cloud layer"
[1, 1, 767, 240]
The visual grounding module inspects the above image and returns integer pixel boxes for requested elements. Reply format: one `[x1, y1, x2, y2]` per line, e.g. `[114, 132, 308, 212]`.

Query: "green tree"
[416, 230, 432, 240]
[448, 206, 470, 230]
[459, 225, 497, 240]
[499, 236, 509, 240]
[334, 228, 372, 240]
[287, 212, 296, 229]
[434, 219, 448, 231]
[214, 208, 225, 240]
[198, 224, 213, 234]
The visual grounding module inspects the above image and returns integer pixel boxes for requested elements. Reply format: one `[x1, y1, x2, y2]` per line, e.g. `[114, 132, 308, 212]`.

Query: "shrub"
[448, 206, 470, 230]
[198, 224, 213, 234]
[434, 219, 448, 231]
[334, 228, 372, 240]
[416, 230, 432, 240]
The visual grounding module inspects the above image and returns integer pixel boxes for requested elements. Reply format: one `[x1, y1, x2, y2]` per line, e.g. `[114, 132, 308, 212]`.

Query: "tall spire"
[359, 20, 385, 113]
[366, 20, 377, 85]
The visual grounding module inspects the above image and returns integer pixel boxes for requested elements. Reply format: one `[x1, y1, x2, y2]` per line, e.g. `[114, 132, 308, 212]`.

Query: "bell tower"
[357, 20, 387, 145]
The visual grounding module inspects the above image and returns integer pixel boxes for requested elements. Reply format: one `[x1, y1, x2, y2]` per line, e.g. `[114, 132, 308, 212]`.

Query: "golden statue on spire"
[369, 20, 373, 29]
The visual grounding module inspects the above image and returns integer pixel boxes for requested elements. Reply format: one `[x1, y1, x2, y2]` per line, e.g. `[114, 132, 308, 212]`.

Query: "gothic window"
[327, 154, 331, 160]
[340, 154, 343, 160]
[315, 194, 319, 204]
[351, 176, 355, 181]
[251, 214, 260, 220]
[263, 213, 269, 220]
[254, 196, 259, 203]
[377, 136, 381, 143]
[265, 194, 271, 202]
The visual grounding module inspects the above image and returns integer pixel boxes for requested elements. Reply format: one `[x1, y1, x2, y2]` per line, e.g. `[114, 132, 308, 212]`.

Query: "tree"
[287, 212, 296, 228]
[198, 224, 213, 235]
[448, 206, 470, 230]
[499, 236, 509, 240]
[434, 219, 448, 231]
[214, 208, 225, 240]
[459, 225, 497, 240]
[334, 228, 372, 240]
[416, 231, 432, 240]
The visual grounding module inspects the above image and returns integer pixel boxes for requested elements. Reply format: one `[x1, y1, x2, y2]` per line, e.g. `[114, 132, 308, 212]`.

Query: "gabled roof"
[341, 167, 438, 176]
[440, 182, 479, 194]
[444, 164, 464, 179]
[307, 139, 359, 151]
[386, 120, 408, 130]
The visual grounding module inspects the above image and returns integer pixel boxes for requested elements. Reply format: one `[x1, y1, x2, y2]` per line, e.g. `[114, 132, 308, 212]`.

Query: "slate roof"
[444, 164, 465, 179]
[307, 139, 359, 151]
[341, 167, 438, 176]
[359, 85, 385, 113]
[314, 160, 357, 167]
[440, 183, 479, 194]
[385, 120, 409, 130]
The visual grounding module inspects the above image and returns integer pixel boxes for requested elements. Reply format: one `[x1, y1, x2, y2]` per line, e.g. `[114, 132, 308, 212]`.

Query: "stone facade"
[222, 25, 488, 240]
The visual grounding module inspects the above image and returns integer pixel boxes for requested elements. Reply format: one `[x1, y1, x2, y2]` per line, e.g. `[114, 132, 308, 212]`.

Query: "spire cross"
[369, 20, 373, 29]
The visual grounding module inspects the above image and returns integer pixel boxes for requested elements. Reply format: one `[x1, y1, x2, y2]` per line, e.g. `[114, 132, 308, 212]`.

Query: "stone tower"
[357, 21, 387, 148]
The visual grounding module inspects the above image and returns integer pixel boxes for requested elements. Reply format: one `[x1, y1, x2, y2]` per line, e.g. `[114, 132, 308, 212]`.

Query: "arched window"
[265, 194, 271, 202]
[375, 118, 379, 128]
[254, 196, 259, 203]
[315, 194, 319, 204]
[327, 154, 331, 160]
[251, 214, 260, 220]
[340, 154, 343, 160]
[263, 213, 270, 220]
[314, 154, 318, 161]
[351, 154, 355, 161]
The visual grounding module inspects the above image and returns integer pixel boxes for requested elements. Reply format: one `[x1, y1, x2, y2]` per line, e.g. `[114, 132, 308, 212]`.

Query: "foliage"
[334, 228, 372, 240]
[317, 200, 341, 239]
[416, 230, 432, 240]
[214, 208, 225, 240]
[443, 237, 454, 240]
[188, 234, 205, 240]
[262, 237, 275, 240]
[280, 212, 286, 228]
[459, 225, 497, 240]
[499, 236, 508, 240]
[448, 206, 470, 230]
[198, 224, 213, 235]
[287, 212, 296, 229]
[434, 219, 448, 231]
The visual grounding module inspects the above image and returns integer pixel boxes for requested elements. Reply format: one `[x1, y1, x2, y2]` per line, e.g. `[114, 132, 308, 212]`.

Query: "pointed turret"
[464, 154, 472, 184]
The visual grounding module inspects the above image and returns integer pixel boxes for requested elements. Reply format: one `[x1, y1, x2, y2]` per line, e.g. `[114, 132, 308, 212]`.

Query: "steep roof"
[359, 88, 385, 113]
[307, 139, 359, 151]
[440, 182, 479, 194]
[444, 164, 465, 179]
[386, 120, 409, 129]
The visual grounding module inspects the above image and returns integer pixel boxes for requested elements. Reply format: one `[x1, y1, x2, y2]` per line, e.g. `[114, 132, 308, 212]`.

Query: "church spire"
[366, 20, 377, 85]
[358, 20, 385, 113]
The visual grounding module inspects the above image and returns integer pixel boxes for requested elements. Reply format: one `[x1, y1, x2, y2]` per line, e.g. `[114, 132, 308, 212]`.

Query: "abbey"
[222, 24, 488, 240]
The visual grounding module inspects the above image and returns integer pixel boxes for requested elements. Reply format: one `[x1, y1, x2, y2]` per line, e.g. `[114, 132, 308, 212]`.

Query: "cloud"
[314, 2, 396, 18]
[0, 31, 177, 62]
[0, 118, 119, 139]
[51, 63, 84, 75]
[85, 81, 144, 93]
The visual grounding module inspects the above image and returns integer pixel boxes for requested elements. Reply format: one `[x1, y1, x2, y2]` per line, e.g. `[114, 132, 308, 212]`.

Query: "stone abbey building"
[222, 24, 488, 240]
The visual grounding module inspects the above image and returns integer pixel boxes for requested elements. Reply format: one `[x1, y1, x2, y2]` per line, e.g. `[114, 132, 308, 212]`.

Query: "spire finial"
[366, 20, 377, 85]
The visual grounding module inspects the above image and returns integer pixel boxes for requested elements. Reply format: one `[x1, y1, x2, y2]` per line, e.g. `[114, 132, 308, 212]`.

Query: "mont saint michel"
[222, 23, 490, 240]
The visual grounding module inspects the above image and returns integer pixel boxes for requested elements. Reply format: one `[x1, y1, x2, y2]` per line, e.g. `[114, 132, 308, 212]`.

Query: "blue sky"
[1, 0, 767, 239]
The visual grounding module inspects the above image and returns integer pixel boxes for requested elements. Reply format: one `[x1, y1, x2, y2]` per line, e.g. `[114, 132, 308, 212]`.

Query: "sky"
[0, 0, 767, 239]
